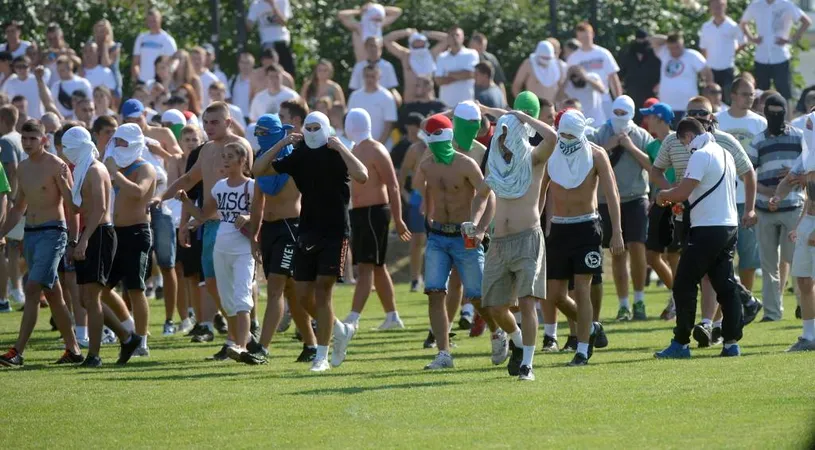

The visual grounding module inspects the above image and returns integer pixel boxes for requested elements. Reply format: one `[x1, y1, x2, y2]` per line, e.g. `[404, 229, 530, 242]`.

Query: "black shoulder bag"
[682, 147, 727, 228]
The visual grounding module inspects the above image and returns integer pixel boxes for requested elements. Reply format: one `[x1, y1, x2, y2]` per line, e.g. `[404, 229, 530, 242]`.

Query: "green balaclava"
[514, 90, 541, 119]
[424, 114, 456, 165]
[453, 101, 482, 151]
[169, 123, 184, 141]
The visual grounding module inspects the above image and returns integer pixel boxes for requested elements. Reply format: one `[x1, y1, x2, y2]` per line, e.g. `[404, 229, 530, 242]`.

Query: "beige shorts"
[7, 217, 24, 241]
[481, 226, 546, 307]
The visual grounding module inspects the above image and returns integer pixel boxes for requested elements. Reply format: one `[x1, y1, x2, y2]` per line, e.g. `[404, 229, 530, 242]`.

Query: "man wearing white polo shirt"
[650, 33, 713, 126]
[740, 0, 811, 101]
[435, 26, 479, 108]
[699, 0, 746, 106]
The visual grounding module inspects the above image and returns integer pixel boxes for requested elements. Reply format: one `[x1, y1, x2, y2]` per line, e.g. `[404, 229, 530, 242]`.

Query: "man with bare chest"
[0, 119, 82, 368]
[342, 108, 410, 330]
[413, 114, 494, 370]
[469, 111, 556, 380]
[543, 110, 621, 366]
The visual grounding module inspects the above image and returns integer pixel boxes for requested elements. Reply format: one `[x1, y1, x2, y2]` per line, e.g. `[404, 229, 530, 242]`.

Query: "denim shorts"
[201, 220, 220, 279]
[737, 203, 761, 270]
[150, 204, 176, 269]
[23, 220, 67, 290]
[423, 231, 484, 300]
[407, 191, 426, 234]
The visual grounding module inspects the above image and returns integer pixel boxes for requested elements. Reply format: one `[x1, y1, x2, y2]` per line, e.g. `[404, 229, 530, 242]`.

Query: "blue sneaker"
[719, 344, 741, 357]
[654, 340, 691, 359]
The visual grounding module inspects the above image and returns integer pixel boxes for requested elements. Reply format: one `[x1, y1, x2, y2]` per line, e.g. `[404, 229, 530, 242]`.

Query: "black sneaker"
[692, 322, 713, 348]
[117, 334, 143, 365]
[250, 321, 260, 341]
[561, 335, 578, 352]
[295, 345, 317, 362]
[743, 298, 763, 326]
[507, 340, 523, 376]
[0, 348, 23, 368]
[567, 352, 589, 367]
[208, 345, 230, 361]
[155, 286, 164, 300]
[246, 338, 264, 355]
[185, 323, 202, 337]
[423, 330, 436, 349]
[795, 305, 802, 319]
[593, 322, 608, 349]
[214, 313, 228, 335]
[711, 326, 723, 346]
[191, 326, 214, 343]
[240, 351, 267, 365]
[79, 355, 102, 368]
[542, 334, 559, 353]
[145, 286, 155, 299]
[458, 311, 473, 330]
[518, 364, 535, 381]
[54, 350, 84, 364]
[0, 300, 11, 313]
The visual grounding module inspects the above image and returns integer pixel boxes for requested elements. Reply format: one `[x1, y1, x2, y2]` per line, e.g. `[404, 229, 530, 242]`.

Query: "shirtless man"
[338, 3, 403, 62]
[248, 113, 317, 364]
[383, 28, 448, 103]
[102, 123, 157, 357]
[543, 109, 620, 366]
[469, 110, 557, 380]
[163, 102, 253, 360]
[342, 108, 410, 329]
[511, 40, 566, 103]
[0, 119, 83, 367]
[60, 127, 141, 367]
[413, 113, 494, 370]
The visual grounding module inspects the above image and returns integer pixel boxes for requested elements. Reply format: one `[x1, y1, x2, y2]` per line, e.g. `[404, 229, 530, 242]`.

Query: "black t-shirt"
[185, 143, 205, 208]
[398, 100, 447, 133]
[272, 143, 351, 239]
[390, 138, 412, 172]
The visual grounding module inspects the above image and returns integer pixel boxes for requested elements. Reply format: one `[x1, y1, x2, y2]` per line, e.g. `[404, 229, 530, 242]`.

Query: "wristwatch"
[68, 239, 79, 248]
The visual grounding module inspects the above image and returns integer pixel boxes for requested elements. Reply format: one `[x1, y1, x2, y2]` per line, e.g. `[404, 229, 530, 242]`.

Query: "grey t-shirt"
[588, 123, 655, 203]
[0, 131, 23, 165]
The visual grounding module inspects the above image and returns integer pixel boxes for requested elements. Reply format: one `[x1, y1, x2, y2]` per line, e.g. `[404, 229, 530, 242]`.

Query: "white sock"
[522, 345, 535, 366]
[121, 318, 135, 333]
[577, 342, 589, 357]
[634, 291, 645, 304]
[140, 335, 148, 349]
[387, 311, 400, 321]
[724, 342, 736, 349]
[225, 339, 235, 347]
[619, 297, 630, 309]
[701, 318, 712, 326]
[155, 273, 163, 288]
[803, 319, 815, 341]
[543, 323, 557, 339]
[316, 345, 329, 361]
[509, 330, 523, 347]
[461, 303, 475, 315]
[75, 326, 88, 341]
[513, 311, 522, 324]
[347, 311, 361, 323]
[712, 320, 722, 328]
[536, 302, 542, 312]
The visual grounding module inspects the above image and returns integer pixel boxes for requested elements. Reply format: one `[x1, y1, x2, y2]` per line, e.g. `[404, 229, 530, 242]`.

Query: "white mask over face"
[106, 123, 145, 168]
[549, 110, 595, 189]
[344, 108, 372, 145]
[408, 33, 435, 77]
[610, 95, 635, 134]
[302, 112, 331, 149]
[530, 41, 560, 88]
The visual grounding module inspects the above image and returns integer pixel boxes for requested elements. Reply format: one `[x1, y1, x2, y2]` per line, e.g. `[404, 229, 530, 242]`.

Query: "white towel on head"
[548, 110, 594, 189]
[485, 114, 534, 199]
[106, 123, 145, 169]
[345, 108, 373, 144]
[408, 33, 435, 77]
[61, 127, 99, 207]
[361, 3, 385, 40]
[530, 41, 560, 88]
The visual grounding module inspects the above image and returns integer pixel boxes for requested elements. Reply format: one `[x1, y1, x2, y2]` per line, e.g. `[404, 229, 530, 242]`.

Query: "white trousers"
[213, 249, 255, 316]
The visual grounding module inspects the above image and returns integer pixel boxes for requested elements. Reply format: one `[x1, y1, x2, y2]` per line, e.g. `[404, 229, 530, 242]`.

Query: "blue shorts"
[737, 203, 761, 270]
[424, 230, 484, 300]
[407, 191, 426, 234]
[150, 205, 176, 269]
[201, 220, 219, 279]
[23, 221, 67, 290]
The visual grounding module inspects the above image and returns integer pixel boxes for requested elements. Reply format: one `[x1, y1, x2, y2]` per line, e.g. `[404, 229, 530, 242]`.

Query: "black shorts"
[599, 197, 648, 247]
[547, 218, 604, 280]
[350, 204, 390, 266]
[106, 224, 152, 291]
[646, 204, 682, 253]
[673, 218, 688, 251]
[568, 273, 603, 291]
[76, 224, 117, 286]
[176, 227, 204, 280]
[293, 234, 348, 282]
[261, 218, 298, 277]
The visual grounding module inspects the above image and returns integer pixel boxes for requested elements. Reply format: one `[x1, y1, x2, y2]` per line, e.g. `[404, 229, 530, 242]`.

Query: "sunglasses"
[706, 90, 722, 95]
[254, 126, 270, 137]
[686, 109, 711, 117]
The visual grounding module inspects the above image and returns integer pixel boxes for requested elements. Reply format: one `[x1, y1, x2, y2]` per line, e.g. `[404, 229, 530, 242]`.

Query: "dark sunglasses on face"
[707, 90, 722, 95]
[687, 109, 711, 117]
[254, 126, 270, 137]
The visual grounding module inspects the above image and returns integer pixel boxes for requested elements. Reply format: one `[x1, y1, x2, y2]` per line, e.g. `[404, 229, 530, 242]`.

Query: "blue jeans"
[201, 220, 220, 279]
[23, 220, 67, 289]
[736, 203, 760, 270]
[150, 204, 176, 269]
[424, 232, 484, 299]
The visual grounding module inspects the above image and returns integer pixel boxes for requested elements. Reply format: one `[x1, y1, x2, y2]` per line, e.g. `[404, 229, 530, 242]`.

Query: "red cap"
[182, 110, 195, 121]
[554, 107, 577, 130]
[643, 97, 659, 108]
[424, 114, 453, 134]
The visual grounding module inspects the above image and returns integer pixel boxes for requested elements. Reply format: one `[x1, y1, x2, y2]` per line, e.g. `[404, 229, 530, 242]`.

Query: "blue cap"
[639, 103, 674, 125]
[122, 99, 145, 119]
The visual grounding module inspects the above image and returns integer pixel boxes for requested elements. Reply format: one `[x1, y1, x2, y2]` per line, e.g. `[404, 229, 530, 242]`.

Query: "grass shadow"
[288, 380, 467, 396]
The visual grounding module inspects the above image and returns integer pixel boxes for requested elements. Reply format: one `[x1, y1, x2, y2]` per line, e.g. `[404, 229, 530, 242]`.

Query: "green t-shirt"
[0, 163, 10, 194]
[646, 139, 675, 185]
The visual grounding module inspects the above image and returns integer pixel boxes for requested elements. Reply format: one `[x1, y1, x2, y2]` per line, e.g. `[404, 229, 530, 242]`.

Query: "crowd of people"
[0, 0, 814, 379]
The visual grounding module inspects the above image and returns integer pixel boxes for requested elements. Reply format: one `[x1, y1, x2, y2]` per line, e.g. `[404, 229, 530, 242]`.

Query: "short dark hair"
[280, 98, 309, 122]
[12, 55, 29, 66]
[470, 32, 487, 43]
[265, 63, 283, 75]
[539, 98, 554, 109]
[261, 47, 278, 61]
[11, 95, 25, 104]
[91, 115, 117, 134]
[4, 21, 22, 32]
[666, 33, 684, 44]
[71, 90, 88, 100]
[0, 105, 18, 127]
[46, 23, 62, 34]
[676, 118, 706, 140]
[363, 63, 380, 74]
[0, 51, 11, 63]
[20, 119, 45, 135]
[474, 61, 494, 79]
[575, 22, 594, 34]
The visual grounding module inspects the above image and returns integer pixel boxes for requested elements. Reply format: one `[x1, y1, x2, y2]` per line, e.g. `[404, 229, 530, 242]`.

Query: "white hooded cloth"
[345, 108, 372, 145]
[485, 114, 534, 199]
[548, 110, 595, 189]
[61, 127, 99, 207]
[408, 33, 435, 77]
[530, 41, 560, 88]
[106, 123, 146, 169]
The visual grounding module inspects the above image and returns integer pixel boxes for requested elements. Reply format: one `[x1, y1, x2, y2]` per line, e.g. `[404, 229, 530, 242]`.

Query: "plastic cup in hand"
[462, 222, 477, 249]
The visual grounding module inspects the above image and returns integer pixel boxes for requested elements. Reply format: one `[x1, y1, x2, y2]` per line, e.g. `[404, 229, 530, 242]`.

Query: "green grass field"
[1, 282, 813, 449]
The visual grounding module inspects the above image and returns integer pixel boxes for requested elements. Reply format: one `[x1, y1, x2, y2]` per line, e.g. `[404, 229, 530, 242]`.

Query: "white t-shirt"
[564, 72, 607, 124]
[699, 17, 746, 70]
[657, 47, 707, 111]
[0, 41, 31, 59]
[212, 178, 255, 254]
[229, 74, 252, 118]
[741, 0, 804, 64]
[247, 0, 292, 44]
[83, 65, 117, 91]
[249, 86, 299, 121]
[347, 86, 398, 143]
[790, 114, 808, 131]
[715, 110, 767, 203]
[1, 75, 44, 118]
[133, 30, 178, 83]
[199, 69, 220, 108]
[435, 48, 480, 107]
[684, 142, 738, 227]
[50, 75, 94, 118]
[228, 103, 248, 130]
[566, 45, 620, 102]
[348, 59, 399, 91]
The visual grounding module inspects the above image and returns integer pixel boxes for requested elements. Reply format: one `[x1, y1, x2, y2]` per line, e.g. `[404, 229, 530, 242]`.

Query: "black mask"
[633, 41, 648, 54]
[764, 93, 787, 135]
[570, 76, 586, 88]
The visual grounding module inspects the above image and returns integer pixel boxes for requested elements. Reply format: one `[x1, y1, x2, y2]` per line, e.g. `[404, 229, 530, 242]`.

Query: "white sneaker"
[77, 337, 90, 349]
[101, 327, 118, 345]
[179, 318, 195, 335]
[162, 321, 176, 336]
[343, 314, 360, 329]
[424, 351, 454, 370]
[331, 322, 356, 367]
[377, 316, 405, 330]
[9, 289, 23, 306]
[310, 358, 330, 372]
[490, 329, 509, 365]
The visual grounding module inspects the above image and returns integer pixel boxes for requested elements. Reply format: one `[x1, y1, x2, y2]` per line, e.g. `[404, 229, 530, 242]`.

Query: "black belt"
[427, 221, 462, 236]
[24, 225, 68, 233]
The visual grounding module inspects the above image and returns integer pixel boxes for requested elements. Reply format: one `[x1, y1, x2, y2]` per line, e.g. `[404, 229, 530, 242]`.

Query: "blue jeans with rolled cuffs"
[423, 230, 484, 300]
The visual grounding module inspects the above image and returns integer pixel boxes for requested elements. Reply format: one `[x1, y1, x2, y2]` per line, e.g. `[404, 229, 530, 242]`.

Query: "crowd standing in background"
[0, 0, 814, 377]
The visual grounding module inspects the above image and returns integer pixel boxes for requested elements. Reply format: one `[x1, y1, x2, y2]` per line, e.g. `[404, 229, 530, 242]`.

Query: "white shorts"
[791, 216, 815, 279]
[7, 217, 24, 241]
[213, 249, 255, 316]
